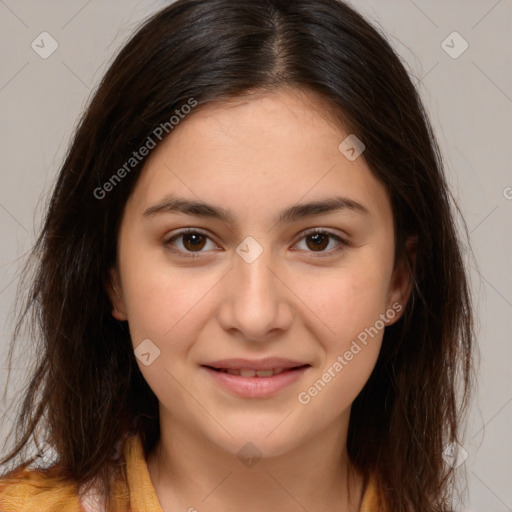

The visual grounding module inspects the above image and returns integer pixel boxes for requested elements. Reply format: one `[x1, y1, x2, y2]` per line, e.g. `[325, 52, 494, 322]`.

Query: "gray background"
[0, 1, 510, 510]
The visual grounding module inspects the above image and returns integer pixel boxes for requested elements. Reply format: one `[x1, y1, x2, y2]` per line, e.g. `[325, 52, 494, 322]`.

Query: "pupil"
[308, 233, 328, 251]
[184, 234, 205, 251]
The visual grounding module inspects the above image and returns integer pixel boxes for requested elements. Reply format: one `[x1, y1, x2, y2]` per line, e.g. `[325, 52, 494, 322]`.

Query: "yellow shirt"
[0, 433, 383, 511]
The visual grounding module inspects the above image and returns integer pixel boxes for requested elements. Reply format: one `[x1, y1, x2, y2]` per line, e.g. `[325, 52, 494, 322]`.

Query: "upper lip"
[202, 358, 309, 371]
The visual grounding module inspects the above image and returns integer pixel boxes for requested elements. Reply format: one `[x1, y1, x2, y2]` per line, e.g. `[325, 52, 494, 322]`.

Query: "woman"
[0, 0, 474, 511]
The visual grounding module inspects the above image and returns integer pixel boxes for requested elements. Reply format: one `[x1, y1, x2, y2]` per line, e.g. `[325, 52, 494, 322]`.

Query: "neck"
[146, 410, 364, 512]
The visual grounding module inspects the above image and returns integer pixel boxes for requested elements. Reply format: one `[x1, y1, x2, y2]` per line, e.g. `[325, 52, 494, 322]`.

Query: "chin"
[202, 412, 312, 461]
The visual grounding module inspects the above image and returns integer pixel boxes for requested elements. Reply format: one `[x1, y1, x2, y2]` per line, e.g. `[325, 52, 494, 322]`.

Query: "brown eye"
[305, 233, 330, 251]
[164, 229, 218, 257]
[182, 233, 207, 251]
[294, 229, 348, 256]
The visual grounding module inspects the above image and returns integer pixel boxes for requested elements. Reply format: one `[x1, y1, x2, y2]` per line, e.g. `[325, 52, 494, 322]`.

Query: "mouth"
[200, 360, 311, 398]
[204, 365, 309, 377]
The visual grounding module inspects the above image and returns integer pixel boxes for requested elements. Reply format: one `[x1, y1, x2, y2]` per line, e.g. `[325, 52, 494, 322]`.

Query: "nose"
[216, 243, 295, 342]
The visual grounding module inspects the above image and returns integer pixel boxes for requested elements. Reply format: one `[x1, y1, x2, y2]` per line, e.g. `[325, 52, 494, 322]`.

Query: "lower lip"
[202, 366, 310, 398]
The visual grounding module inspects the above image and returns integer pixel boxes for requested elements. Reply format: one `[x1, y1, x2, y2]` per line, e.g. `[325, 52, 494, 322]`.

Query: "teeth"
[219, 367, 292, 377]
[255, 369, 274, 377]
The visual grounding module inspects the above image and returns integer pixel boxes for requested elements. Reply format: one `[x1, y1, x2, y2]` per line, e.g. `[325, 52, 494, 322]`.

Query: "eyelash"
[163, 227, 349, 259]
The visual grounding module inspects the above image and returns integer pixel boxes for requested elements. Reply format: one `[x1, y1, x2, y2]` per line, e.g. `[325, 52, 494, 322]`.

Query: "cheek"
[120, 263, 219, 412]
[295, 275, 387, 416]
[296, 336, 381, 423]
[122, 266, 220, 348]
[299, 263, 391, 346]
[293, 260, 391, 408]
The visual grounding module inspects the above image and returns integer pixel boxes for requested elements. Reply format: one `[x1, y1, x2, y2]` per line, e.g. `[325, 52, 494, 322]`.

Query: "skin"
[107, 87, 413, 512]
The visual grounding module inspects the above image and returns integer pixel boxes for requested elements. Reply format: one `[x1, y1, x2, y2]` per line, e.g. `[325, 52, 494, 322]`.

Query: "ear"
[105, 266, 128, 321]
[386, 235, 417, 325]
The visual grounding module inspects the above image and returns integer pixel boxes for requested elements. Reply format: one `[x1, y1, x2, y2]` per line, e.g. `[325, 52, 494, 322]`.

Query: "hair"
[0, 0, 474, 510]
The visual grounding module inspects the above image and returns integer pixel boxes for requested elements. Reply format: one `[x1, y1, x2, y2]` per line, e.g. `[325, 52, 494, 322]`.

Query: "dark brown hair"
[1, 1, 474, 510]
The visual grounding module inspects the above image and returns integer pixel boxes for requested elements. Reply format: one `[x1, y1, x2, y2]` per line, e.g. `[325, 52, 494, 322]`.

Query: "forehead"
[144, 87, 351, 171]
[128, 87, 391, 224]
[188, 86, 347, 132]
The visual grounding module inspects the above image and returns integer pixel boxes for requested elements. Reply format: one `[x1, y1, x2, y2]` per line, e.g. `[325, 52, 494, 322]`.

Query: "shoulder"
[0, 463, 83, 512]
[360, 473, 388, 512]
[0, 431, 135, 512]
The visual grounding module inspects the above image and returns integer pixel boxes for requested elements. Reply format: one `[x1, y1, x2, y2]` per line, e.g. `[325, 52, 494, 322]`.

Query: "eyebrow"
[142, 195, 369, 225]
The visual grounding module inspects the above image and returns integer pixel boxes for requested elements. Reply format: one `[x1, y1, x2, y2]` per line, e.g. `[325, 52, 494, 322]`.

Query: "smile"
[201, 364, 311, 398]
[208, 366, 305, 377]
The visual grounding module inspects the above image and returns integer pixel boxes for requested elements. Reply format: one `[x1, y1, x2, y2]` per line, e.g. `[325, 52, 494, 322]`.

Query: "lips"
[201, 358, 311, 398]
[207, 366, 307, 377]
[202, 357, 308, 371]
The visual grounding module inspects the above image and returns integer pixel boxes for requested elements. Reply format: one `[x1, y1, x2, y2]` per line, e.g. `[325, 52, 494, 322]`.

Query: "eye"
[293, 228, 348, 256]
[164, 228, 219, 258]
[164, 227, 348, 259]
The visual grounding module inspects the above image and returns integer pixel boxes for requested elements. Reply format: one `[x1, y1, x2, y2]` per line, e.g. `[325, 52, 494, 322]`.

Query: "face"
[107, 87, 411, 458]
